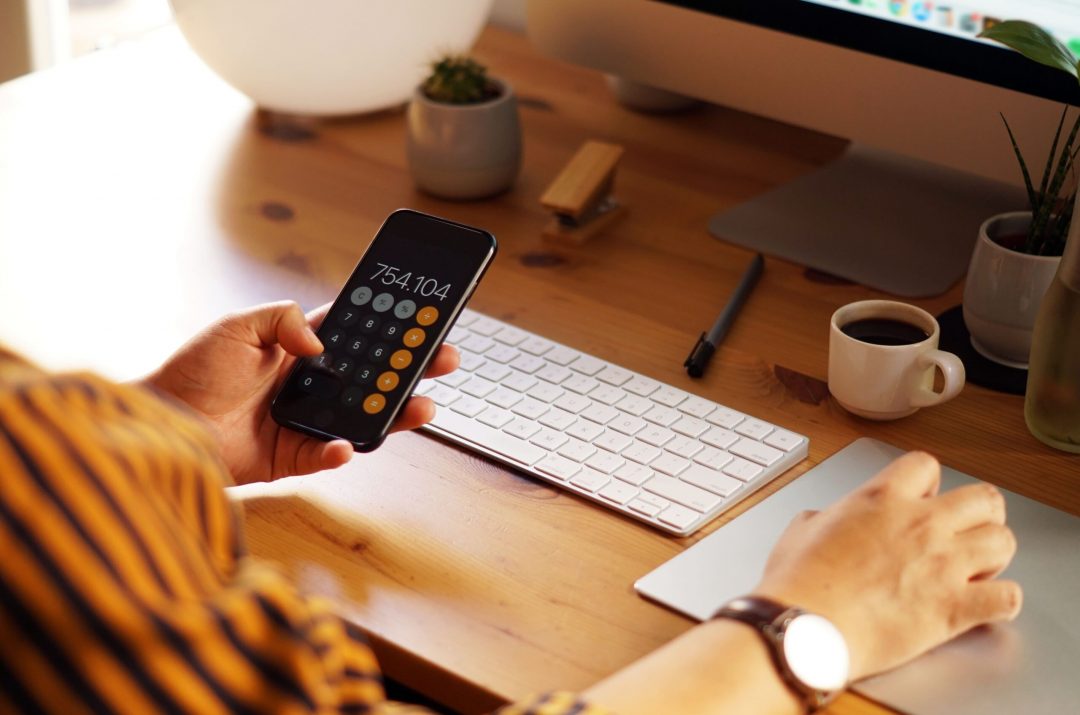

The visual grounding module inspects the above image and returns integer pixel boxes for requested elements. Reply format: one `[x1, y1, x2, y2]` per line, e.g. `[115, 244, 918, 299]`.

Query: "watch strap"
[713, 596, 838, 712]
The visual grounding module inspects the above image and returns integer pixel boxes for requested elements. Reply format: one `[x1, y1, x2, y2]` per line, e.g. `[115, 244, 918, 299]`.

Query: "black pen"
[684, 253, 765, 378]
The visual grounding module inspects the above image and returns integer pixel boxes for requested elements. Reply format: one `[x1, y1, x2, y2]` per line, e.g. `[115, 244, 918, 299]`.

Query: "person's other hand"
[141, 301, 459, 484]
[754, 451, 1021, 682]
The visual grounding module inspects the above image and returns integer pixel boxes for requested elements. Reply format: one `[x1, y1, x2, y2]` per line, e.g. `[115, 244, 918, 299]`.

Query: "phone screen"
[271, 210, 497, 451]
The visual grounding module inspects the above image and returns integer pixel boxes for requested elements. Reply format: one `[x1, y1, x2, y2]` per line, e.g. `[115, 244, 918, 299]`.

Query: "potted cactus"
[406, 55, 522, 200]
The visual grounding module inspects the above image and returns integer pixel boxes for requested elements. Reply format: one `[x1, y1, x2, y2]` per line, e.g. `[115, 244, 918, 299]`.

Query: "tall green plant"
[980, 21, 1080, 256]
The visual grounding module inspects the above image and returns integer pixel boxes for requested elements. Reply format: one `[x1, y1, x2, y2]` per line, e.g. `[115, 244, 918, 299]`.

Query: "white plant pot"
[962, 211, 1062, 368]
[169, 0, 495, 115]
[406, 79, 522, 200]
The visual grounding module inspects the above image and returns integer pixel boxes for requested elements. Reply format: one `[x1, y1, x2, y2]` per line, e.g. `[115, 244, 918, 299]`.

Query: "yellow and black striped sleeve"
[0, 350, 610, 715]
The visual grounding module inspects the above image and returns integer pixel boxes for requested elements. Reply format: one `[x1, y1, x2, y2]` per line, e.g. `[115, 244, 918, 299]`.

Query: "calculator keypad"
[301, 286, 438, 422]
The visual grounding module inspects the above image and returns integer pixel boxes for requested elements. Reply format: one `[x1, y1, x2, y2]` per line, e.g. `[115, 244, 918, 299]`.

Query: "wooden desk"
[1, 24, 1075, 715]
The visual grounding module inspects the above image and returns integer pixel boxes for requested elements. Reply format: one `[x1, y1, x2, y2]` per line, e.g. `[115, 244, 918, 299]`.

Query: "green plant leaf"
[1028, 112, 1080, 253]
[1001, 114, 1037, 212]
[980, 21, 1079, 79]
[1038, 107, 1069, 200]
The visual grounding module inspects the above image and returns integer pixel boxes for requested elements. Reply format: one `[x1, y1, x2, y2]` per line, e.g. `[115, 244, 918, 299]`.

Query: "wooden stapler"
[540, 140, 626, 245]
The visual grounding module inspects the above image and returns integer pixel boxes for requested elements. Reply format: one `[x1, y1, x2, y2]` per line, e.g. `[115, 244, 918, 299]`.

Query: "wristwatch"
[713, 596, 850, 712]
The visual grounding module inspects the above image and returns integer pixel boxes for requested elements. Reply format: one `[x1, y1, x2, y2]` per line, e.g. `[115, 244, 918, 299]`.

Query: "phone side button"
[430, 409, 546, 467]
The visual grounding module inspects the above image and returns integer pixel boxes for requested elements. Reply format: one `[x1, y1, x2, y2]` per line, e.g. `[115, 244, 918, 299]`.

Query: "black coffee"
[841, 318, 929, 346]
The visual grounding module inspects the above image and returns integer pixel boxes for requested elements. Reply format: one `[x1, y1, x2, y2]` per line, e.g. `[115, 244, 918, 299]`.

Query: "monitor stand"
[708, 143, 1028, 298]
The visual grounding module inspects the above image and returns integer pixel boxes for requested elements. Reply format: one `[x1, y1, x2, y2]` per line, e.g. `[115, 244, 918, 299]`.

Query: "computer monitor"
[527, 1, 1080, 297]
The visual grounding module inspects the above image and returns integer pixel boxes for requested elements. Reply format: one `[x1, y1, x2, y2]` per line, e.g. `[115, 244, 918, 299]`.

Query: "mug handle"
[910, 349, 966, 408]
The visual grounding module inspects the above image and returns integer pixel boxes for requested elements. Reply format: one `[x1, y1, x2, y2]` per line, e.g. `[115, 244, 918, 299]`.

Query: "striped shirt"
[0, 349, 607, 715]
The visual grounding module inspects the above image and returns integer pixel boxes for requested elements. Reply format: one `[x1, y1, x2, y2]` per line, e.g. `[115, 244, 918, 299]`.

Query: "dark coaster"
[936, 305, 1027, 396]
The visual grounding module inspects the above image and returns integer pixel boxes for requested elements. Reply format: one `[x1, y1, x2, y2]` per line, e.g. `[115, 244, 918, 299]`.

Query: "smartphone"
[271, 209, 497, 452]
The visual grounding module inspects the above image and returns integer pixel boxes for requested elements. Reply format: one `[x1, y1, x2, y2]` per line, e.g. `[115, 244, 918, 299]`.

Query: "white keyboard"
[418, 309, 808, 536]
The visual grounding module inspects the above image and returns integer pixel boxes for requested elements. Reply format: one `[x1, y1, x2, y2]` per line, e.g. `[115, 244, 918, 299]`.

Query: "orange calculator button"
[362, 394, 386, 414]
[377, 372, 400, 392]
[416, 307, 439, 326]
[403, 328, 426, 348]
[390, 350, 413, 370]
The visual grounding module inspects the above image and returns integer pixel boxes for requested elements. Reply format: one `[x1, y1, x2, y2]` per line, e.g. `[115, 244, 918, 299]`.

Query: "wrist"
[713, 595, 850, 712]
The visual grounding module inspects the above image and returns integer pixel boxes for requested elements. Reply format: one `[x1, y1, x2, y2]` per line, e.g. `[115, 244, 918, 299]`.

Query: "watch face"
[782, 613, 851, 692]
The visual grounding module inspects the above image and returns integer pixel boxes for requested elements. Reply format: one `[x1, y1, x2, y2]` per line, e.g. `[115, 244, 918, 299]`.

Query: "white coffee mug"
[828, 300, 966, 420]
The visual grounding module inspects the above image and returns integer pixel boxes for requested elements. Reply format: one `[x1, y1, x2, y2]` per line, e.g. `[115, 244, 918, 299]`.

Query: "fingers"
[228, 301, 323, 356]
[954, 523, 1017, 580]
[284, 437, 353, 477]
[388, 396, 436, 434]
[306, 303, 332, 332]
[862, 451, 942, 500]
[425, 344, 460, 378]
[935, 482, 1007, 533]
[958, 580, 1023, 631]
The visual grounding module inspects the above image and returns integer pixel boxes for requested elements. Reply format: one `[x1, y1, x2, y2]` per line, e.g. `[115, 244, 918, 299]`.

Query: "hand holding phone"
[271, 210, 497, 452]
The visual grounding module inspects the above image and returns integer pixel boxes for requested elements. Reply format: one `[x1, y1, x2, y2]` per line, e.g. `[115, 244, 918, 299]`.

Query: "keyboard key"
[678, 396, 717, 419]
[706, 406, 746, 430]
[455, 311, 478, 327]
[546, 346, 580, 366]
[581, 403, 619, 425]
[503, 419, 542, 441]
[519, 337, 554, 356]
[511, 398, 550, 421]
[585, 451, 625, 475]
[701, 426, 739, 450]
[528, 382, 565, 404]
[622, 442, 662, 465]
[623, 376, 660, 397]
[461, 377, 497, 399]
[562, 374, 599, 395]
[638, 425, 675, 448]
[503, 371, 539, 393]
[596, 366, 633, 386]
[536, 454, 580, 481]
[470, 317, 503, 336]
[538, 408, 577, 431]
[671, 416, 709, 438]
[736, 418, 774, 440]
[558, 438, 597, 463]
[614, 463, 655, 486]
[588, 384, 625, 406]
[644, 476, 722, 513]
[723, 456, 763, 482]
[665, 435, 704, 459]
[614, 394, 653, 417]
[427, 385, 461, 406]
[644, 405, 681, 427]
[628, 494, 670, 517]
[430, 410, 545, 466]
[608, 414, 647, 436]
[510, 354, 547, 374]
[536, 364, 573, 384]
[569, 355, 606, 376]
[565, 419, 604, 442]
[486, 345, 521, 364]
[681, 464, 743, 497]
[554, 393, 592, 414]
[437, 371, 472, 388]
[461, 335, 495, 354]
[530, 428, 570, 451]
[659, 504, 701, 531]
[494, 326, 528, 346]
[600, 481, 640, 506]
[692, 446, 733, 471]
[765, 429, 805, 452]
[477, 407, 514, 429]
[458, 351, 485, 372]
[730, 437, 784, 467]
[571, 468, 610, 493]
[650, 452, 691, 477]
[594, 430, 633, 454]
[652, 386, 688, 408]
[475, 361, 513, 383]
[487, 387, 523, 410]
[448, 326, 471, 343]
[450, 396, 487, 418]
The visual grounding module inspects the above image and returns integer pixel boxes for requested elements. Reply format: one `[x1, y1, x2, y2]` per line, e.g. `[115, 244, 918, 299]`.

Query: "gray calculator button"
[394, 299, 417, 319]
[372, 293, 395, 313]
[350, 286, 373, 306]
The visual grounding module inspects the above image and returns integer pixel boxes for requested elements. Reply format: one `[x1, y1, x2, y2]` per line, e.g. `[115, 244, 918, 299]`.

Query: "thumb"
[225, 301, 323, 356]
[280, 437, 354, 477]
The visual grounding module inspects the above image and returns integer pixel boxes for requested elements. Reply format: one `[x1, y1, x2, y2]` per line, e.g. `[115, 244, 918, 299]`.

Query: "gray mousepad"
[635, 438, 1080, 715]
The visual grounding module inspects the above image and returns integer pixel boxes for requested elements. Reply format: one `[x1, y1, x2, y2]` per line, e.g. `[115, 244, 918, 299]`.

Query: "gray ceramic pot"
[406, 78, 522, 200]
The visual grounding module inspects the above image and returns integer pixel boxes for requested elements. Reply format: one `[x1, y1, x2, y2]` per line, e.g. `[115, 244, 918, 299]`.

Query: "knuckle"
[1002, 581, 1023, 614]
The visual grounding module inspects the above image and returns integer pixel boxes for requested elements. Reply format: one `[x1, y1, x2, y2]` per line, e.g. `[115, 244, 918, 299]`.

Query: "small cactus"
[421, 55, 501, 104]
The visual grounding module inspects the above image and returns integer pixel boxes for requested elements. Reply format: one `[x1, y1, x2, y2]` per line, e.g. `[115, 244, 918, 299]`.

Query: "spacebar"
[430, 409, 546, 466]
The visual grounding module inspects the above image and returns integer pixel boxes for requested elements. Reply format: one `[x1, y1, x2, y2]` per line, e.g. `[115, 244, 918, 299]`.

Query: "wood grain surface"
[0, 23, 1076, 715]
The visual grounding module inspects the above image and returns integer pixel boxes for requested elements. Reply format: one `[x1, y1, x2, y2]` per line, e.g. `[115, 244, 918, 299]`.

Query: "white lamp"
[169, 0, 496, 115]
